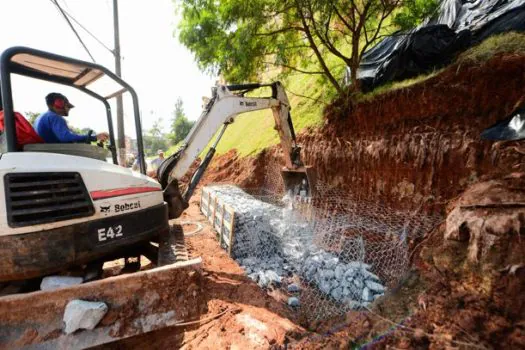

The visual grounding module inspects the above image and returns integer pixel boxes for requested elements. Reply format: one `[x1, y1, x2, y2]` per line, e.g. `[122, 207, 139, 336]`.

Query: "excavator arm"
[158, 81, 314, 219]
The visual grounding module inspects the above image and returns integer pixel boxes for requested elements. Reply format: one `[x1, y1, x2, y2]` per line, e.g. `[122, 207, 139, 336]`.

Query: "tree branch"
[295, 0, 342, 93]
[262, 61, 325, 75]
[332, 4, 355, 34]
[256, 26, 304, 36]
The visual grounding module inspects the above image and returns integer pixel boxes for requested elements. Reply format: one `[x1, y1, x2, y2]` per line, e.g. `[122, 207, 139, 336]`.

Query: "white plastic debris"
[63, 300, 108, 334]
[40, 276, 83, 291]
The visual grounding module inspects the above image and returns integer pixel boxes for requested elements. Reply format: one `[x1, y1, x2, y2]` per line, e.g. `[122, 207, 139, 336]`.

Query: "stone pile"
[205, 185, 386, 309]
[301, 251, 385, 306]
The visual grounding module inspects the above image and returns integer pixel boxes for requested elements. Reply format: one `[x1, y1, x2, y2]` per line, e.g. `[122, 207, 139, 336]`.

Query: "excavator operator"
[34, 92, 109, 144]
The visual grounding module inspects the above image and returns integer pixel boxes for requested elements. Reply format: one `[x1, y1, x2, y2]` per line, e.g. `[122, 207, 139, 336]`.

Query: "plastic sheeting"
[352, 0, 525, 91]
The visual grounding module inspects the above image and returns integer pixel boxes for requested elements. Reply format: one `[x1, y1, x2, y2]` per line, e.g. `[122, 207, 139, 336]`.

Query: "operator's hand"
[96, 132, 109, 142]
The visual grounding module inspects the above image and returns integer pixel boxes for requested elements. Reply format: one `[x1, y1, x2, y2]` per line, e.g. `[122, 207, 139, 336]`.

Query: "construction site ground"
[109, 52, 525, 349]
[103, 195, 305, 349]
[3, 46, 524, 350]
[101, 194, 423, 350]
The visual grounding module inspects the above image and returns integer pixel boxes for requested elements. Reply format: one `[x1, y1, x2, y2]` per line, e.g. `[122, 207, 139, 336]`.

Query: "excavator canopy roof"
[0, 46, 146, 173]
[2, 46, 127, 99]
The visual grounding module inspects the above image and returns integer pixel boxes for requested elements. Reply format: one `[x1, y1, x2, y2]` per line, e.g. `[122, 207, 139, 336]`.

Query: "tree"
[170, 98, 194, 145]
[25, 111, 40, 125]
[177, 0, 438, 93]
[393, 0, 439, 31]
[144, 118, 169, 156]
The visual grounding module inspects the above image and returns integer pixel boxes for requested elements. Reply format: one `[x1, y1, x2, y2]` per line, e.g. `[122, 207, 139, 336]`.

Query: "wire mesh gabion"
[203, 171, 441, 322]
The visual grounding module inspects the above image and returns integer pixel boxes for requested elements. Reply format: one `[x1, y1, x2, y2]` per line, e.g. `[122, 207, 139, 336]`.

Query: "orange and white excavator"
[0, 46, 314, 347]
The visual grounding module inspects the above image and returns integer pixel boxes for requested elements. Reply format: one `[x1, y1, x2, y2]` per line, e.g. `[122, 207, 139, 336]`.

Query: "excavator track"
[159, 222, 191, 265]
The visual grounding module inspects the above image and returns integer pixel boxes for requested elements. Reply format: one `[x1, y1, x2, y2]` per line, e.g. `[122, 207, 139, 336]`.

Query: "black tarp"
[352, 0, 525, 91]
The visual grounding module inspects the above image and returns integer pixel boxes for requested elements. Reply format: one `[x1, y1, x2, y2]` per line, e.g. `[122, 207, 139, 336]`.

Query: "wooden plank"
[214, 200, 223, 232]
[224, 204, 236, 256]
[200, 189, 210, 216]
[208, 194, 217, 225]
[215, 200, 224, 246]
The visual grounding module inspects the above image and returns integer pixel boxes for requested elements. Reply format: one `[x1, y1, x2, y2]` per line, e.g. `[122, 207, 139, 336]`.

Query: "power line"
[50, 0, 96, 62]
[57, 0, 115, 55]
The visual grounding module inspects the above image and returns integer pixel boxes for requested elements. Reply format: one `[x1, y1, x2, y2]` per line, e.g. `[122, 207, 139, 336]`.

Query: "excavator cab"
[0, 47, 313, 348]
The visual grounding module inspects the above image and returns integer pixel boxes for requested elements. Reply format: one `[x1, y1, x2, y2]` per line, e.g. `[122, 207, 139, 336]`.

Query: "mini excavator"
[0, 47, 313, 347]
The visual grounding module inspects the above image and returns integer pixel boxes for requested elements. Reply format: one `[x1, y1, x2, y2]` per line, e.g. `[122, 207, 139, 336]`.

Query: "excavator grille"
[4, 172, 94, 227]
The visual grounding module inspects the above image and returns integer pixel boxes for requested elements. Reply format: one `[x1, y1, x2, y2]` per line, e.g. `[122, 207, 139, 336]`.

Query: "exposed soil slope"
[205, 54, 525, 214]
[193, 53, 525, 348]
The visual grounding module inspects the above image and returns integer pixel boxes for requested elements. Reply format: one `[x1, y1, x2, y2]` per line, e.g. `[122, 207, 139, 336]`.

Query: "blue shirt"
[34, 110, 95, 143]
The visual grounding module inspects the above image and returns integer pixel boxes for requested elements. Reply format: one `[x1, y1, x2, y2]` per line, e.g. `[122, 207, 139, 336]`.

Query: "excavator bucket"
[281, 165, 317, 198]
[0, 225, 202, 349]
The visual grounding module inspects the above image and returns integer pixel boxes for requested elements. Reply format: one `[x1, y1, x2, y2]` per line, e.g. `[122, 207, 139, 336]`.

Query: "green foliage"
[170, 98, 195, 144]
[176, 0, 425, 93]
[25, 111, 40, 125]
[178, 0, 301, 83]
[458, 32, 525, 64]
[144, 118, 169, 156]
[392, 0, 439, 31]
[201, 71, 326, 157]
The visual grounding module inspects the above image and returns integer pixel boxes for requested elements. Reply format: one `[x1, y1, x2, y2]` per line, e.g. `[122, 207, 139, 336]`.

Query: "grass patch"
[202, 70, 329, 157]
[165, 142, 183, 157]
[458, 32, 525, 63]
[357, 69, 444, 102]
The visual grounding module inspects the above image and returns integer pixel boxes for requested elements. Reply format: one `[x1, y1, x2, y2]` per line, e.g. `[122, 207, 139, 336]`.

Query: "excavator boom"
[158, 82, 314, 219]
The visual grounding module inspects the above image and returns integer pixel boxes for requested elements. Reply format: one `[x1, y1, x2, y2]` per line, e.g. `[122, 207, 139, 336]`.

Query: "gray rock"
[257, 271, 269, 287]
[330, 287, 343, 300]
[346, 299, 361, 310]
[288, 297, 300, 307]
[41, 276, 83, 291]
[334, 265, 344, 280]
[63, 300, 108, 334]
[353, 278, 364, 289]
[362, 269, 381, 282]
[322, 269, 335, 280]
[265, 270, 282, 285]
[287, 284, 301, 293]
[348, 261, 372, 270]
[324, 257, 339, 269]
[373, 293, 384, 301]
[365, 280, 385, 293]
[362, 287, 373, 302]
[344, 268, 357, 279]
[320, 280, 331, 294]
[242, 257, 256, 266]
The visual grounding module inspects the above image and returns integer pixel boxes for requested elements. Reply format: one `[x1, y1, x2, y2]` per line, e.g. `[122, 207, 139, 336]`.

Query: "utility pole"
[113, 0, 126, 166]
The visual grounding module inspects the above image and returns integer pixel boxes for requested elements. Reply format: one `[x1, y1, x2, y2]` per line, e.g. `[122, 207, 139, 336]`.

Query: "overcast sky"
[0, 0, 216, 138]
